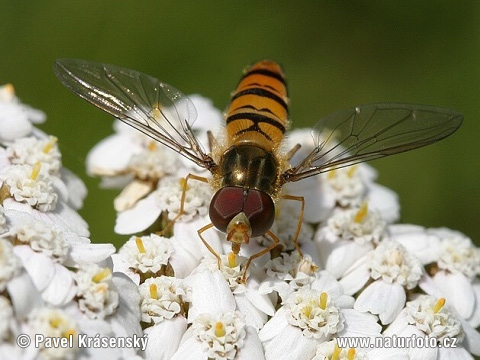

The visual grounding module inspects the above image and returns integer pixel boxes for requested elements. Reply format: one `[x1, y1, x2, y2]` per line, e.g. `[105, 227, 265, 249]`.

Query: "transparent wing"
[54, 58, 216, 171]
[283, 103, 462, 182]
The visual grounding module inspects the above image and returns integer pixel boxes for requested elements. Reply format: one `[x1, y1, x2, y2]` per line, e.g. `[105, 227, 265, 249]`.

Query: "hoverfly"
[54, 59, 462, 282]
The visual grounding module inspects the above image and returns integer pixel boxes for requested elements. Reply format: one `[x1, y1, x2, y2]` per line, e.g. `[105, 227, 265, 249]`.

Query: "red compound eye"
[209, 187, 275, 237]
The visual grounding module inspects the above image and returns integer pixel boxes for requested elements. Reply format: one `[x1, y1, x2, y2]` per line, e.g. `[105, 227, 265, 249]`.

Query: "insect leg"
[240, 230, 280, 283]
[285, 143, 302, 161]
[197, 222, 222, 269]
[161, 173, 209, 234]
[207, 130, 218, 154]
[280, 194, 305, 257]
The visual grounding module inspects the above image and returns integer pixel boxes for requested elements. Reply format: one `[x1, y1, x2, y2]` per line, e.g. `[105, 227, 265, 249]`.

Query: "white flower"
[139, 276, 190, 324]
[73, 264, 119, 319]
[419, 228, 480, 324]
[0, 296, 14, 341]
[0, 84, 45, 143]
[385, 294, 480, 359]
[114, 234, 174, 283]
[27, 307, 79, 360]
[0, 163, 58, 211]
[199, 253, 276, 330]
[172, 271, 264, 359]
[354, 240, 423, 324]
[259, 251, 318, 303]
[12, 219, 69, 262]
[259, 271, 375, 359]
[6, 136, 61, 174]
[192, 311, 247, 360]
[0, 238, 22, 290]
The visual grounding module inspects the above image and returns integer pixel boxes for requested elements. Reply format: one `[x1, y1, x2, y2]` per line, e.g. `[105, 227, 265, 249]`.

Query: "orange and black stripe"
[225, 61, 289, 151]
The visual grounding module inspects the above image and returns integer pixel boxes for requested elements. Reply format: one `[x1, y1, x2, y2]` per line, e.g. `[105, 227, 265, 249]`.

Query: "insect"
[54, 59, 462, 282]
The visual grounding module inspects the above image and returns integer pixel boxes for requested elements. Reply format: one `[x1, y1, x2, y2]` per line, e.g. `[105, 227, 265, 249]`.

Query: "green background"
[1, 1, 479, 248]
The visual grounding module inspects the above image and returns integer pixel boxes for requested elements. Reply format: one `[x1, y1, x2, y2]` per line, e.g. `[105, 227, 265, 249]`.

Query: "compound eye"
[243, 190, 275, 237]
[209, 187, 244, 233]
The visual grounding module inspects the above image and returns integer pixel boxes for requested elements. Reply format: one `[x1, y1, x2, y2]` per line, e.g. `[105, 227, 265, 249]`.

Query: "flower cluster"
[2, 86, 479, 360]
[0, 84, 142, 359]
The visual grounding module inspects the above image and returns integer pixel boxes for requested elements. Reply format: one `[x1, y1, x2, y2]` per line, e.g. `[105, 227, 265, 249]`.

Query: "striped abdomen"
[225, 61, 289, 151]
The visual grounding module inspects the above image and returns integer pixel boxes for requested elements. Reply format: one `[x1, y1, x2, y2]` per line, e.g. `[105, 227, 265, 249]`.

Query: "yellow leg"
[160, 173, 209, 234]
[198, 222, 222, 269]
[241, 230, 280, 283]
[281, 194, 305, 257]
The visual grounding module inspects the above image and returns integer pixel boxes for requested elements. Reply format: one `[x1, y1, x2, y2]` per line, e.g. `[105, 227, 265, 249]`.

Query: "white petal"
[41, 263, 76, 305]
[0, 106, 33, 141]
[259, 307, 289, 342]
[437, 347, 473, 360]
[389, 224, 440, 264]
[235, 293, 268, 331]
[383, 310, 410, 336]
[144, 316, 188, 360]
[284, 175, 333, 223]
[14, 246, 54, 291]
[244, 281, 275, 317]
[354, 281, 405, 325]
[367, 183, 399, 223]
[263, 325, 316, 360]
[7, 272, 42, 318]
[461, 319, 480, 356]
[4, 199, 89, 236]
[339, 258, 371, 295]
[86, 133, 140, 175]
[340, 309, 381, 338]
[237, 325, 265, 360]
[366, 348, 409, 360]
[66, 243, 116, 266]
[170, 335, 206, 360]
[467, 282, 480, 328]
[114, 193, 162, 234]
[60, 167, 87, 209]
[185, 270, 235, 321]
[112, 273, 142, 331]
[432, 271, 475, 319]
[321, 240, 372, 278]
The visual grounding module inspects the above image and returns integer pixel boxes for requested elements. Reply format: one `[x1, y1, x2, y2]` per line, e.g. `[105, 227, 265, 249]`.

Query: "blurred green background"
[1, 1, 479, 248]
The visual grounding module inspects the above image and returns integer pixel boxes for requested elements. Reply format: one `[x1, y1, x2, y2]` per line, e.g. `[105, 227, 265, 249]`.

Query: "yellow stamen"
[49, 316, 63, 328]
[347, 348, 356, 360]
[215, 322, 226, 337]
[303, 305, 312, 318]
[434, 298, 446, 313]
[332, 344, 342, 360]
[228, 252, 237, 268]
[327, 169, 337, 179]
[43, 136, 58, 154]
[63, 329, 76, 338]
[347, 165, 357, 178]
[92, 268, 111, 283]
[319, 292, 328, 310]
[354, 202, 368, 223]
[150, 284, 158, 300]
[135, 237, 146, 253]
[148, 141, 156, 151]
[4, 83, 15, 95]
[30, 162, 41, 180]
